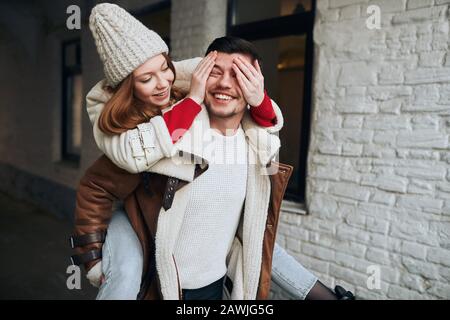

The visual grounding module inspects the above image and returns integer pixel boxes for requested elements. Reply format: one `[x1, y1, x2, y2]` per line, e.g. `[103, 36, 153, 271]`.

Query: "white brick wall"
[275, 0, 450, 299]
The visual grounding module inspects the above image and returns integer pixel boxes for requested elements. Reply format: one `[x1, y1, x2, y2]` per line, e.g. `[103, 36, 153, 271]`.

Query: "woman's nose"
[156, 74, 169, 88]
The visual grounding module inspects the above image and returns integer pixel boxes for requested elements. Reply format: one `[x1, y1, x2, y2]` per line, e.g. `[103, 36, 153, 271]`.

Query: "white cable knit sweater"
[173, 126, 248, 289]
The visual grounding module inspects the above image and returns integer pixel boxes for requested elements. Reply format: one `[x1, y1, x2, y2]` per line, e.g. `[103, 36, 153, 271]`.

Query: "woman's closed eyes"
[141, 64, 170, 83]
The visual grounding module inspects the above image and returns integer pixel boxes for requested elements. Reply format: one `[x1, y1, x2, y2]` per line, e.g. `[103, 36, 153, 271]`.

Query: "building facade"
[0, 0, 449, 299]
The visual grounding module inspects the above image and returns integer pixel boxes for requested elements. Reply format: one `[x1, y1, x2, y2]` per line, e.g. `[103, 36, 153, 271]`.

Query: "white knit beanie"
[89, 3, 169, 87]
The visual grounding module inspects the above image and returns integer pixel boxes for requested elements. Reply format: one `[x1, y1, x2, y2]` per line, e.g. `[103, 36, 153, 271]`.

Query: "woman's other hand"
[232, 57, 265, 107]
[187, 51, 217, 105]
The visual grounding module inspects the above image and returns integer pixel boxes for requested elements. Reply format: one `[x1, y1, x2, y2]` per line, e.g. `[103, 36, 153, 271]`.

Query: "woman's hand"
[187, 50, 217, 105]
[232, 56, 265, 107]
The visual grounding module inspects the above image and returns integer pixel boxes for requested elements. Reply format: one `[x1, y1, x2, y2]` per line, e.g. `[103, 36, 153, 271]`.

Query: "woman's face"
[132, 54, 174, 109]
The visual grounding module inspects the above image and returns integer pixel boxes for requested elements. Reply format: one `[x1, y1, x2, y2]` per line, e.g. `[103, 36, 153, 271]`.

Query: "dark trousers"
[182, 276, 224, 300]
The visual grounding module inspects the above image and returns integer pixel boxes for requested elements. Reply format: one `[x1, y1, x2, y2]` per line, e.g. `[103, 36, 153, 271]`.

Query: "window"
[133, 1, 171, 48]
[61, 39, 82, 163]
[228, 0, 316, 203]
[231, 0, 312, 25]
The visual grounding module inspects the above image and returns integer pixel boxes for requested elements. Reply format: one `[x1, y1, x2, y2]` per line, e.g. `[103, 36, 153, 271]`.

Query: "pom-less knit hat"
[89, 3, 169, 87]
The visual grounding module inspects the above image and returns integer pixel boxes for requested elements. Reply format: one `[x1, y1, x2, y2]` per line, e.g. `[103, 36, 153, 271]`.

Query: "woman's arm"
[249, 93, 284, 133]
[86, 81, 201, 173]
[87, 57, 283, 174]
[86, 57, 212, 174]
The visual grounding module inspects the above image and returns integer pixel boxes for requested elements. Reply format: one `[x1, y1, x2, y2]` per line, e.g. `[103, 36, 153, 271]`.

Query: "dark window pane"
[252, 35, 307, 195]
[62, 39, 82, 162]
[64, 42, 79, 68]
[232, 0, 311, 25]
[64, 74, 83, 157]
[71, 74, 83, 153]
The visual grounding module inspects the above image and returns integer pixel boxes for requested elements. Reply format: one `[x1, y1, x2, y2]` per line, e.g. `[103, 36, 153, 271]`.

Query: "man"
[71, 36, 353, 300]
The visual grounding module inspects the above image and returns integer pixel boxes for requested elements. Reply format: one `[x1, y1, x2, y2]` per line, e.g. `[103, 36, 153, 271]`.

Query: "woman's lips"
[152, 89, 169, 100]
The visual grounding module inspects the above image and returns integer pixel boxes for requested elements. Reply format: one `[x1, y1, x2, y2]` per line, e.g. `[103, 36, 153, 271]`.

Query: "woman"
[72, 3, 352, 300]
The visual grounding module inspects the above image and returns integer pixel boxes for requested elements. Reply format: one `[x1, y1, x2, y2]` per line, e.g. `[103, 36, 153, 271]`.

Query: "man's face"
[204, 52, 251, 119]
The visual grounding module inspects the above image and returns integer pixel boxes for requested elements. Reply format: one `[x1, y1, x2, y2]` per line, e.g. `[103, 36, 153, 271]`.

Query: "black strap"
[70, 231, 107, 248]
[162, 177, 179, 210]
[70, 249, 102, 266]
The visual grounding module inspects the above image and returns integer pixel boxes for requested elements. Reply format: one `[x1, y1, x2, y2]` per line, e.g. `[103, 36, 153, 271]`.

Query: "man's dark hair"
[205, 36, 261, 63]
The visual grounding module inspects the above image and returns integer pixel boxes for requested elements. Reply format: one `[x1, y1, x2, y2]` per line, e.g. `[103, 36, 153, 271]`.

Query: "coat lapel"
[154, 182, 193, 299]
[241, 160, 272, 299]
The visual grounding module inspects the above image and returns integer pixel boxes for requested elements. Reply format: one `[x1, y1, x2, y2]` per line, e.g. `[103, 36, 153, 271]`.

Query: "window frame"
[61, 38, 82, 164]
[227, 0, 316, 203]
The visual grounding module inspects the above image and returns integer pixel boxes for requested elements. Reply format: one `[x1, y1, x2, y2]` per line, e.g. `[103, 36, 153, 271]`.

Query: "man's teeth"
[214, 94, 233, 100]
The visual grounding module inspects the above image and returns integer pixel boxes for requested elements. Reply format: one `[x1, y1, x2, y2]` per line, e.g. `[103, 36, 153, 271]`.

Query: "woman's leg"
[96, 208, 143, 300]
[271, 243, 337, 300]
[271, 243, 318, 299]
[305, 281, 338, 300]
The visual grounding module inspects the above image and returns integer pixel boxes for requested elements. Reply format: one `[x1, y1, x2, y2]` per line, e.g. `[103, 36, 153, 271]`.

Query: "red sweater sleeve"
[250, 91, 277, 127]
[162, 98, 202, 143]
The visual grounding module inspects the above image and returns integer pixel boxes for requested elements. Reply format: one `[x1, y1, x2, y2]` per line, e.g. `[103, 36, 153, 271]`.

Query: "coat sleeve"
[72, 155, 141, 272]
[85, 58, 204, 174]
[86, 79, 201, 173]
[86, 80, 170, 173]
[249, 93, 284, 134]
